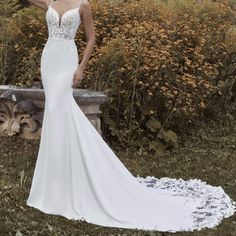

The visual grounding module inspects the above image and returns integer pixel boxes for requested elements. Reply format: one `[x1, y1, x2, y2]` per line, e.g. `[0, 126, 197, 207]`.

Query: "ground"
[0, 115, 236, 236]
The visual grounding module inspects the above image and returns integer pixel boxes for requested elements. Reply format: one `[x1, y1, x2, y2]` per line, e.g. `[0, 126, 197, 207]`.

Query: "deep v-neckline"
[48, 1, 82, 28]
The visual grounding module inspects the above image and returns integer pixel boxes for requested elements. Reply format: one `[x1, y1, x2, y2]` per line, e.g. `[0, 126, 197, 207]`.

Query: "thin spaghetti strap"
[49, 0, 53, 7]
[77, 0, 83, 9]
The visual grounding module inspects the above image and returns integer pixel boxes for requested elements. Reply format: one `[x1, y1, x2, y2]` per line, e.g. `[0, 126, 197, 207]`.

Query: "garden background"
[0, 0, 236, 235]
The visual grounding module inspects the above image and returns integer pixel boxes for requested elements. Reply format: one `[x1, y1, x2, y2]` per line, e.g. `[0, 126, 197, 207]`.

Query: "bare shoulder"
[36, 0, 50, 10]
[80, 0, 92, 17]
[80, 0, 91, 7]
[28, 0, 51, 10]
[44, 0, 51, 8]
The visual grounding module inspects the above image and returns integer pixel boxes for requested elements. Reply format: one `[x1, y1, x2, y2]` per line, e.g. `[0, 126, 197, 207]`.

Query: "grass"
[0, 115, 236, 236]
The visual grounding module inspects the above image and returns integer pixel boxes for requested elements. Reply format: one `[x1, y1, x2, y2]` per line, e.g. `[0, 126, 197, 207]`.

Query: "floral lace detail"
[46, 6, 81, 40]
[136, 175, 236, 231]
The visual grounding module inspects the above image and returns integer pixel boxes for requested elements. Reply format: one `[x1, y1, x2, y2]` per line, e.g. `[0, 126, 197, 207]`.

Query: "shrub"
[85, 0, 236, 149]
[1, 0, 236, 153]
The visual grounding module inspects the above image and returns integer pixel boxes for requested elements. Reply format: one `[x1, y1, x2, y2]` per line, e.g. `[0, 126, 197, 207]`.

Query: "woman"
[25, 0, 236, 232]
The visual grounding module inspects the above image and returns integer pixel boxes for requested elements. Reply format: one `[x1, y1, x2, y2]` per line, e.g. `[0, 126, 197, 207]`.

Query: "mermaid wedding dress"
[26, 0, 236, 232]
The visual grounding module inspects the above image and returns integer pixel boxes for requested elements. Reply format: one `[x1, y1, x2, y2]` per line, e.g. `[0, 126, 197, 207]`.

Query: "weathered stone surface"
[0, 85, 108, 139]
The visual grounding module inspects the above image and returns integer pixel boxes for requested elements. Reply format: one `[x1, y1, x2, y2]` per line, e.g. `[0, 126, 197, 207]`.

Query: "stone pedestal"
[0, 85, 108, 140]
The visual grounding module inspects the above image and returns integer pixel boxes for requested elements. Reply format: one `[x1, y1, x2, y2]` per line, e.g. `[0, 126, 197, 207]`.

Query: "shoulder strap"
[77, 0, 83, 9]
[49, 0, 53, 6]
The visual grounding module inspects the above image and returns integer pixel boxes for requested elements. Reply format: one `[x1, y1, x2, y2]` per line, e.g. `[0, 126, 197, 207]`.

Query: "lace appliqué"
[46, 6, 81, 40]
[136, 175, 236, 231]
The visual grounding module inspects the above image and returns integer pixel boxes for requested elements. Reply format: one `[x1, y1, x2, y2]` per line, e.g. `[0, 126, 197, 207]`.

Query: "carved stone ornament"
[0, 85, 108, 140]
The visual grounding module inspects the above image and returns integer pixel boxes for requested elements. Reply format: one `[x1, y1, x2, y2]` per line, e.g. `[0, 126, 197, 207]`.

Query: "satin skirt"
[26, 38, 236, 233]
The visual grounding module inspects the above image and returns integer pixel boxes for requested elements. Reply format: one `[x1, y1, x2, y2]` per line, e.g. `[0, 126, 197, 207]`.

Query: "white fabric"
[26, 0, 236, 232]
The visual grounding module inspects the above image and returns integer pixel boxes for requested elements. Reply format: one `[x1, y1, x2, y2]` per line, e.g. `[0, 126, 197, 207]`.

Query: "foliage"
[0, 0, 22, 82]
[0, 0, 22, 17]
[221, 26, 236, 104]
[0, 0, 236, 153]
[85, 0, 236, 150]
[0, 6, 48, 87]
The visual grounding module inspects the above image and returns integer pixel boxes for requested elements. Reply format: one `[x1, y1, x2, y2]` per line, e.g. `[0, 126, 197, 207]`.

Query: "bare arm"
[78, 0, 96, 72]
[26, 0, 50, 10]
[72, 0, 96, 88]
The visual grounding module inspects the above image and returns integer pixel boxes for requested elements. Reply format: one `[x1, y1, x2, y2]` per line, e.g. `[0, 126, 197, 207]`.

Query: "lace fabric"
[136, 175, 236, 231]
[46, 0, 82, 40]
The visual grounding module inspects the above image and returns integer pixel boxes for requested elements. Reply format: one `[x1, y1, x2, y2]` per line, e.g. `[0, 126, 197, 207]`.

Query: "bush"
[1, 0, 236, 153]
[85, 0, 236, 149]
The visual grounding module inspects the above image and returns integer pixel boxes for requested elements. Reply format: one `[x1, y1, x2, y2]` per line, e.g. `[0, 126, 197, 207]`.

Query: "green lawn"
[0, 116, 236, 236]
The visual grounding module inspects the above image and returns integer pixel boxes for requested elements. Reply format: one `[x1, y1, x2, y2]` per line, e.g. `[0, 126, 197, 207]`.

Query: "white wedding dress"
[26, 0, 236, 232]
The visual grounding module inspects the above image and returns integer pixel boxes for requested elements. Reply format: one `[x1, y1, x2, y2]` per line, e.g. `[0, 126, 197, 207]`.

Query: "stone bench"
[0, 85, 108, 139]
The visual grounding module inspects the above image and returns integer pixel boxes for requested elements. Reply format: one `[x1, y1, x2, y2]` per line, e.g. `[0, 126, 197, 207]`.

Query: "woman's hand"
[72, 66, 84, 88]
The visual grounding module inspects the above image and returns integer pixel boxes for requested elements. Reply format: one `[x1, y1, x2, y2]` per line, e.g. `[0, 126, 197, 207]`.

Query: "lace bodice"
[46, 0, 82, 40]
